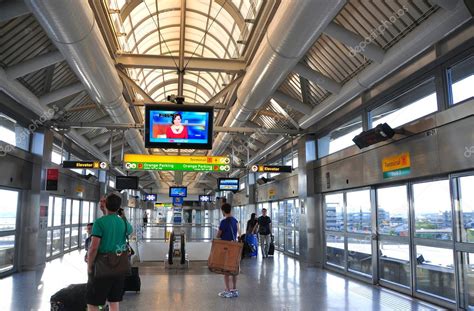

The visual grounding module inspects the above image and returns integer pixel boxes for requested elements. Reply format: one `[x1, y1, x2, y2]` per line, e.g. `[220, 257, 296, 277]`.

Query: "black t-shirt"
[257, 216, 272, 235]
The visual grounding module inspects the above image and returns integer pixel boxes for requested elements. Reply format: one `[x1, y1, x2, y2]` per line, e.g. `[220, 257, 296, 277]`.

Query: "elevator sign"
[62, 161, 108, 170]
[123, 154, 231, 172]
[250, 165, 292, 173]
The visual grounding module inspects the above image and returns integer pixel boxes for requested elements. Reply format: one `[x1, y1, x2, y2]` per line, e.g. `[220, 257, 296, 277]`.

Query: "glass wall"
[317, 116, 363, 158]
[377, 185, 411, 288]
[257, 198, 300, 256]
[369, 78, 437, 129]
[322, 173, 474, 308]
[0, 189, 19, 274]
[448, 55, 474, 105]
[46, 196, 97, 259]
[324, 190, 373, 277]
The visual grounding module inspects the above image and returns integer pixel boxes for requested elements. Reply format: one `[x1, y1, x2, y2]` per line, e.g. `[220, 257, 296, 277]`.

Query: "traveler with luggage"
[86, 193, 133, 311]
[256, 208, 273, 258]
[242, 213, 258, 258]
[246, 213, 258, 234]
[216, 203, 240, 298]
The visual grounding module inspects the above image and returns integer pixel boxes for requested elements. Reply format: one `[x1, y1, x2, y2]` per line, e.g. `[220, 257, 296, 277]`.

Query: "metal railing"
[138, 223, 216, 242]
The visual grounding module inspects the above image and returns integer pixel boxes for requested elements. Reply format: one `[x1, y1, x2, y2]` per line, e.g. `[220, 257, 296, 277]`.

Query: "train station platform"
[0, 250, 442, 310]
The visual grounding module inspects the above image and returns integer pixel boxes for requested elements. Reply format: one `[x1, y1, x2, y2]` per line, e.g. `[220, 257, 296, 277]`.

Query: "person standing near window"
[256, 208, 272, 258]
[86, 193, 133, 311]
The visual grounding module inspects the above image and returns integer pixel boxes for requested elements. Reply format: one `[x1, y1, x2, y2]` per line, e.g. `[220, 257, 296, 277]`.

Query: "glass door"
[453, 174, 474, 310]
[0, 188, 19, 275]
[411, 179, 455, 304]
[377, 185, 411, 293]
[346, 189, 373, 278]
[324, 189, 375, 280]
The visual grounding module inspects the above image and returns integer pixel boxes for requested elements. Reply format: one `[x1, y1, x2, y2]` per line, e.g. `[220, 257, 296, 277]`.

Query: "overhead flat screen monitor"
[218, 178, 239, 191]
[116, 176, 139, 191]
[169, 186, 187, 197]
[145, 104, 214, 149]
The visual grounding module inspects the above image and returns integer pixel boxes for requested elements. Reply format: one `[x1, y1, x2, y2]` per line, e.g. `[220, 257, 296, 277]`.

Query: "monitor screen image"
[199, 195, 212, 202]
[145, 104, 213, 149]
[169, 186, 187, 197]
[144, 193, 157, 202]
[116, 176, 139, 191]
[218, 178, 239, 191]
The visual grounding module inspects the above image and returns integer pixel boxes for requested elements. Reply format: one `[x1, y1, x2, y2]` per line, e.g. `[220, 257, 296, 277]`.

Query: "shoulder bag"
[94, 217, 131, 278]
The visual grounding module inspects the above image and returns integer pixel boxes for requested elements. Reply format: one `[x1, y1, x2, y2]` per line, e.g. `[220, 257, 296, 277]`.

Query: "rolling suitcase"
[50, 283, 87, 311]
[268, 236, 275, 256]
[123, 267, 141, 293]
[208, 239, 243, 275]
[245, 234, 258, 257]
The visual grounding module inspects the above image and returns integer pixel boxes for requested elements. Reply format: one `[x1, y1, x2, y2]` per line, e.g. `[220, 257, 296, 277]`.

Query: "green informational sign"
[126, 162, 231, 172]
[383, 167, 411, 179]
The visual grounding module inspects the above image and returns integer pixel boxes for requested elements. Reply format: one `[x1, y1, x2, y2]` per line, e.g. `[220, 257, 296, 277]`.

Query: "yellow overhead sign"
[124, 154, 230, 165]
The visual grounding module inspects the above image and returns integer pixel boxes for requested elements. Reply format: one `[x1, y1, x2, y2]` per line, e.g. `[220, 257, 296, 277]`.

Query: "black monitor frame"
[144, 104, 214, 149]
[169, 186, 188, 197]
[116, 176, 139, 191]
[217, 178, 239, 192]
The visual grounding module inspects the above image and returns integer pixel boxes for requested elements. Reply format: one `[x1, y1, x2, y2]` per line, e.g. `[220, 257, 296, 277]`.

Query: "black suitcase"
[50, 283, 87, 311]
[268, 236, 275, 256]
[123, 267, 141, 293]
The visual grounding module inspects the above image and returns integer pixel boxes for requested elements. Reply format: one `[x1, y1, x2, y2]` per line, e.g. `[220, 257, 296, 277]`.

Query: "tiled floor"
[0, 249, 444, 310]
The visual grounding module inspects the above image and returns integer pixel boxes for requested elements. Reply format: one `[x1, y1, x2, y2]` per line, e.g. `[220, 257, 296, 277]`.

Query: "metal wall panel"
[45, 169, 100, 202]
[314, 103, 474, 193]
[0, 152, 35, 189]
[255, 173, 299, 202]
[437, 117, 474, 172]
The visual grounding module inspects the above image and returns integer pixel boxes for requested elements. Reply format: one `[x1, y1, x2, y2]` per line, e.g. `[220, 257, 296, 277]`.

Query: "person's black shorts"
[86, 274, 125, 306]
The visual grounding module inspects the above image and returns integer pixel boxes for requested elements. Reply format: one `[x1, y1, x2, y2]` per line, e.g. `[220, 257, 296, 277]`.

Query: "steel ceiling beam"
[5, 51, 64, 79]
[39, 82, 85, 106]
[53, 121, 302, 135]
[178, 0, 186, 97]
[116, 54, 246, 73]
[207, 74, 244, 107]
[116, 69, 155, 103]
[323, 22, 385, 63]
[272, 91, 312, 115]
[293, 63, 342, 94]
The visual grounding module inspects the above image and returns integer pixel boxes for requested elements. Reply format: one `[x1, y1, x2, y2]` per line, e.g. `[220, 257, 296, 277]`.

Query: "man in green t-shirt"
[86, 193, 133, 311]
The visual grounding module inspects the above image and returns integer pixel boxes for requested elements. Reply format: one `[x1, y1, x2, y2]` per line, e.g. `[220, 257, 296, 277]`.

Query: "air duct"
[212, 0, 346, 155]
[25, 0, 159, 184]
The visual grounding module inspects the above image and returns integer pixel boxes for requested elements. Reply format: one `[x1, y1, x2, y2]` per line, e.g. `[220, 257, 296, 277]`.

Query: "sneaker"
[230, 289, 239, 298]
[218, 290, 233, 298]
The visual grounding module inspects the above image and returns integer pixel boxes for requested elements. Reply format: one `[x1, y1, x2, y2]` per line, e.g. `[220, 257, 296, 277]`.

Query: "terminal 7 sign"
[123, 154, 231, 172]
